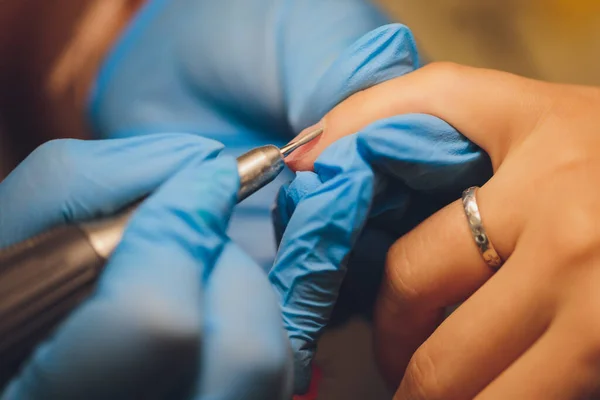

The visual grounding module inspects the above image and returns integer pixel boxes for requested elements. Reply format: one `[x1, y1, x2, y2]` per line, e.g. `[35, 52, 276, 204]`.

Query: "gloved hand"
[0, 134, 291, 399]
[88, 0, 418, 269]
[270, 107, 493, 389]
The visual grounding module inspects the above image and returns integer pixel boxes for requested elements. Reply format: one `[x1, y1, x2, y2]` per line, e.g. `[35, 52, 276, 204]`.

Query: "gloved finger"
[272, 171, 323, 243]
[270, 136, 375, 393]
[283, 14, 420, 131]
[197, 241, 292, 399]
[0, 133, 223, 248]
[273, 181, 396, 329]
[392, 246, 552, 400]
[287, 63, 551, 171]
[3, 157, 239, 400]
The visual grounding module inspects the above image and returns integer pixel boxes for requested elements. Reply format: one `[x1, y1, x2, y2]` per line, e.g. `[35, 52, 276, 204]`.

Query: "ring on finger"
[462, 186, 503, 270]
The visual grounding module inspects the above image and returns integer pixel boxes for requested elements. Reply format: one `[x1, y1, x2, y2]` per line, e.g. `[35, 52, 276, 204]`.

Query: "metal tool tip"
[280, 127, 323, 157]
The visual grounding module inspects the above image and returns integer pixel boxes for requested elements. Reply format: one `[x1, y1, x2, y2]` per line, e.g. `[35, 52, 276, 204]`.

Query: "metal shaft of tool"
[280, 127, 323, 156]
[237, 127, 322, 201]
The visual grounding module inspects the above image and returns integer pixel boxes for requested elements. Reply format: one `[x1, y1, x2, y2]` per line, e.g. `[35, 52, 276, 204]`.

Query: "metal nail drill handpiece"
[0, 128, 323, 383]
[238, 127, 323, 201]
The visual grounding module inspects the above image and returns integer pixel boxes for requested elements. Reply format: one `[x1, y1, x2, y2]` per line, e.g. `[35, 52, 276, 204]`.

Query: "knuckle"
[402, 347, 442, 400]
[385, 239, 422, 304]
[542, 205, 600, 266]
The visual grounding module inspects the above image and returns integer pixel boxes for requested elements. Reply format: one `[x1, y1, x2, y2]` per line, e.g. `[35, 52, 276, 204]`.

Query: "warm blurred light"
[48, 0, 144, 108]
[377, 0, 600, 85]
[544, 0, 600, 22]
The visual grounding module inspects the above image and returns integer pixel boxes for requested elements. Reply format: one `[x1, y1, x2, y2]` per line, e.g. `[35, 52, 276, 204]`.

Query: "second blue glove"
[270, 114, 492, 392]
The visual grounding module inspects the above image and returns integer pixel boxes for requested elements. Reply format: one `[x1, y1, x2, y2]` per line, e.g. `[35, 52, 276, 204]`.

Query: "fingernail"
[285, 121, 324, 166]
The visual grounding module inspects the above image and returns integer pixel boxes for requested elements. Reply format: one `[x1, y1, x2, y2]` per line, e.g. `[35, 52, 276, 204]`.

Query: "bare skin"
[289, 62, 600, 399]
[0, 0, 143, 174]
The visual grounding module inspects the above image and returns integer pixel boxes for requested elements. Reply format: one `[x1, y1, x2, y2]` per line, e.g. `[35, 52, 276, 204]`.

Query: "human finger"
[475, 324, 599, 400]
[376, 164, 533, 386]
[474, 275, 600, 400]
[392, 245, 555, 400]
[374, 199, 493, 387]
[0, 133, 223, 248]
[287, 63, 555, 172]
[4, 157, 239, 399]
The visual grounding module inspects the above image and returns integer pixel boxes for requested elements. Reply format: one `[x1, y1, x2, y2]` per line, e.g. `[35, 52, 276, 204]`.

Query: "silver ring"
[462, 186, 503, 270]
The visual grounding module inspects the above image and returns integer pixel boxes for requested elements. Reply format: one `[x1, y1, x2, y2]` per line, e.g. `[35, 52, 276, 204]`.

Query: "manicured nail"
[285, 121, 324, 167]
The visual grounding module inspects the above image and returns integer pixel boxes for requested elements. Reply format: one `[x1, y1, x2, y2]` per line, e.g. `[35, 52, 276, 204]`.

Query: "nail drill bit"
[280, 127, 323, 156]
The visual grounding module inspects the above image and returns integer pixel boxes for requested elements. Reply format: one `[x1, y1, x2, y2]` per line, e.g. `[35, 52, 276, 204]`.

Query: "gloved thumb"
[0, 133, 223, 248]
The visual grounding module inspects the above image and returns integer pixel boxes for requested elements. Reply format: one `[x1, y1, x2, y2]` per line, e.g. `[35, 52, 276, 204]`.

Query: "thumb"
[0, 134, 223, 248]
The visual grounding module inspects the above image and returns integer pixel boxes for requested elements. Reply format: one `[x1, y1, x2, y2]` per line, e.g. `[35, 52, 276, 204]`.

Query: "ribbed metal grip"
[0, 225, 104, 385]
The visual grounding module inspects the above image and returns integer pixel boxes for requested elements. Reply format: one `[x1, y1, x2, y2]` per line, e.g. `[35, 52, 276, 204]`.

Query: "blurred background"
[3, 0, 600, 178]
[377, 0, 600, 85]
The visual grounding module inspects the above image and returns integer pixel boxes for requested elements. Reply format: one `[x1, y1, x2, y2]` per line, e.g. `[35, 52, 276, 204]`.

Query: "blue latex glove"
[88, 0, 416, 269]
[1, 135, 291, 399]
[271, 115, 493, 392]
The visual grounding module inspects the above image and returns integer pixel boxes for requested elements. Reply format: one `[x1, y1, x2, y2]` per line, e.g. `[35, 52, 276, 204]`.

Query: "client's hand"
[290, 62, 600, 399]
